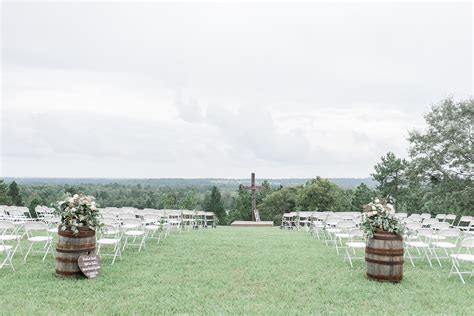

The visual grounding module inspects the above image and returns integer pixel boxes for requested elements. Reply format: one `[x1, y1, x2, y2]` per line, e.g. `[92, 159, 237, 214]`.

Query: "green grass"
[0, 227, 472, 315]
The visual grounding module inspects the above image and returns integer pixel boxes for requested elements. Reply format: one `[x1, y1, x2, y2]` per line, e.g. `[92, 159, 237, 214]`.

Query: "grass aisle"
[0, 227, 472, 315]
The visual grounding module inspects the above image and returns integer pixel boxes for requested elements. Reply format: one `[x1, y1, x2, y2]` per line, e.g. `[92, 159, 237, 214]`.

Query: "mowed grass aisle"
[0, 227, 472, 315]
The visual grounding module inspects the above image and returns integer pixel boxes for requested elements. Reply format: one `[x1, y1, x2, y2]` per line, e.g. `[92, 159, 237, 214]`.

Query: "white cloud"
[0, 2, 471, 178]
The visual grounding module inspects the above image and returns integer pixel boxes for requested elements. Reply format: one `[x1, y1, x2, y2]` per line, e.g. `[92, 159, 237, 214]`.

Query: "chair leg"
[24, 243, 34, 262]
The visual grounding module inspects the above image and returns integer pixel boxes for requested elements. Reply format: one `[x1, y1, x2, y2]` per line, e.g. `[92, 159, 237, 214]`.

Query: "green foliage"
[371, 152, 408, 207]
[179, 191, 198, 210]
[204, 186, 225, 222]
[408, 98, 473, 180]
[360, 198, 405, 238]
[54, 194, 102, 234]
[231, 185, 252, 221]
[296, 177, 348, 212]
[0, 179, 11, 205]
[259, 187, 298, 224]
[351, 183, 375, 211]
[7, 181, 23, 206]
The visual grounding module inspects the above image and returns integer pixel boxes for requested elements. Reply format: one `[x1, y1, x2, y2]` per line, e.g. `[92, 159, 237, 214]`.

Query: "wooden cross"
[241, 172, 262, 222]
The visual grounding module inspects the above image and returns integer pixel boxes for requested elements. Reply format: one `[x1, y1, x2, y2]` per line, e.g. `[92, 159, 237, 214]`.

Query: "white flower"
[374, 198, 380, 203]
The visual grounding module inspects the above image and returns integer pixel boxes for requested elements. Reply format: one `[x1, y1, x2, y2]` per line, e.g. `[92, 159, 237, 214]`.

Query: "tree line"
[0, 98, 472, 224]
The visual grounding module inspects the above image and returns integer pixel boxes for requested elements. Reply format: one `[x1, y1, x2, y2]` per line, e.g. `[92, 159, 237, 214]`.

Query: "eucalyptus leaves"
[361, 198, 405, 238]
[55, 194, 102, 235]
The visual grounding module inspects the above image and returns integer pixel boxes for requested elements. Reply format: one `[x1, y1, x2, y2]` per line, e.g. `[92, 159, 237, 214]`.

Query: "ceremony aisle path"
[0, 227, 471, 314]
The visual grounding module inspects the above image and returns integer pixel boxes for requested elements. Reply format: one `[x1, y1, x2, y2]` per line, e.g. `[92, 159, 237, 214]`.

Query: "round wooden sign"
[77, 254, 101, 278]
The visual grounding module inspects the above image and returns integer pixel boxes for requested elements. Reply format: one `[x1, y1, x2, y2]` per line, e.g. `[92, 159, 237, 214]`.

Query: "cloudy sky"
[1, 2, 472, 178]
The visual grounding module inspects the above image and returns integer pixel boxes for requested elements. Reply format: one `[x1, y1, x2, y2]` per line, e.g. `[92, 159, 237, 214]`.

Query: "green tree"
[204, 186, 225, 222]
[296, 177, 346, 212]
[408, 98, 473, 181]
[7, 181, 23, 206]
[0, 179, 11, 205]
[179, 191, 198, 210]
[350, 183, 374, 211]
[371, 152, 408, 207]
[259, 187, 298, 225]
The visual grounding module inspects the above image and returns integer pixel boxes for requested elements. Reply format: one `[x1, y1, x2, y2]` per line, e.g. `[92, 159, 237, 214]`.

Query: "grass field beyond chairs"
[0, 227, 472, 315]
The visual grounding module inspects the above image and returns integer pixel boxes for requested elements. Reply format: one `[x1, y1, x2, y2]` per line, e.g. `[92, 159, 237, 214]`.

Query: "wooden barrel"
[365, 230, 404, 283]
[55, 227, 96, 278]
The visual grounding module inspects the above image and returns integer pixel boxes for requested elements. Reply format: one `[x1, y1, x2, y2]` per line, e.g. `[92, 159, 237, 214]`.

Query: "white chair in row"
[449, 238, 474, 284]
[97, 225, 122, 265]
[23, 222, 54, 262]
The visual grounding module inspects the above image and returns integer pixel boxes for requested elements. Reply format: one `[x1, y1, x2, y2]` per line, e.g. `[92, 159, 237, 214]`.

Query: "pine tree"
[0, 179, 11, 205]
[7, 181, 23, 206]
[204, 186, 225, 222]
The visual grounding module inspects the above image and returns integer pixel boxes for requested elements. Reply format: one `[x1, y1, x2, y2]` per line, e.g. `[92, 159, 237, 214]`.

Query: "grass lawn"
[0, 227, 472, 315]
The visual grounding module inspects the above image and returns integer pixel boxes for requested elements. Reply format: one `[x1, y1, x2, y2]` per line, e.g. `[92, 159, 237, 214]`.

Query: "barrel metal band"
[56, 246, 96, 253]
[365, 247, 404, 256]
[365, 257, 404, 265]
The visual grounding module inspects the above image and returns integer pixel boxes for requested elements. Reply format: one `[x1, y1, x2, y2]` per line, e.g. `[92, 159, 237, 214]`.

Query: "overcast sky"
[1, 2, 472, 179]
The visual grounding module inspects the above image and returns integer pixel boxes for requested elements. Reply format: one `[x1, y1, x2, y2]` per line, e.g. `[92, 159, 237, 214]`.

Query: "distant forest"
[3, 177, 376, 189]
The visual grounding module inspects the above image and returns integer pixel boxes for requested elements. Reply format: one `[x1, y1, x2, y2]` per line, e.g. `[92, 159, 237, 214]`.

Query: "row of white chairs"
[285, 212, 474, 284]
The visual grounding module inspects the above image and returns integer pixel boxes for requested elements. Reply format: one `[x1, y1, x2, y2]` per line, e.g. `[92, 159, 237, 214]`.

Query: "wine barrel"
[55, 227, 96, 278]
[365, 230, 404, 283]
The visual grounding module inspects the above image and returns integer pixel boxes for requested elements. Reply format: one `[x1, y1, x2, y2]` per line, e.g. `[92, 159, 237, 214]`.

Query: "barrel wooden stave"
[365, 231, 404, 283]
[55, 227, 96, 278]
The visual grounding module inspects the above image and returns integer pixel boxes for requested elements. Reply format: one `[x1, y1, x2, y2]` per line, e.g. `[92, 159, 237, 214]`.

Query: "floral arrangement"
[360, 197, 405, 238]
[55, 194, 102, 235]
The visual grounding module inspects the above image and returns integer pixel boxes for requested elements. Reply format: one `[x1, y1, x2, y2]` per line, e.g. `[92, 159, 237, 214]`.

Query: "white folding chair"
[143, 214, 163, 244]
[449, 238, 474, 284]
[0, 221, 23, 257]
[435, 214, 447, 222]
[405, 228, 433, 267]
[431, 228, 461, 267]
[97, 225, 122, 264]
[422, 218, 439, 228]
[0, 242, 14, 271]
[456, 216, 473, 231]
[23, 222, 54, 262]
[334, 221, 357, 255]
[121, 219, 146, 252]
[344, 229, 366, 268]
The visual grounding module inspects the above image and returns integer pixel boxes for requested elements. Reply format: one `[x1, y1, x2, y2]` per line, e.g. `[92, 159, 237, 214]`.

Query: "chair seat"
[125, 231, 144, 236]
[451, 254, 474, 262]
[406, 241, 429, 248]
[47, 228, 58, 233]
[346, 241, 366, 248]
[122, 224, 139, 229]
[0, 245, 13, 252]
[431, 242, 456, 248]
[145, 225, 160, 230]
[97, 238, 120, 245]
[430, 235, 446, 240]
[326, 228, 340, 233]
[0, 234, 21, 241]
[28, 236, 52, 242]
[335, 233, 351, 239]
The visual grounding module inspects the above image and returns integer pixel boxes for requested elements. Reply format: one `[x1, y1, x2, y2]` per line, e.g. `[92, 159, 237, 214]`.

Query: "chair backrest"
[445, 214, 457, 223]
[405, 222, 422, 231]
[336, 221, 357, 230]
[122, 218, 143, 229]
[431, 222, 450, 230]
[102, 218, 119, 226]
[435, 214, 446, 221]
[420, 213, 432, 220]
[395, 213, 408, 219]
[118, 214, 136, 220]
[101, 225, 121, 238]
[422, 218, 439, 227]
[417, 228, 434, 238]
[437, 228, 460, 239]
[143, 214, 162, 223]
